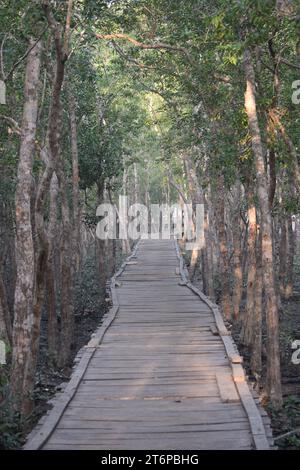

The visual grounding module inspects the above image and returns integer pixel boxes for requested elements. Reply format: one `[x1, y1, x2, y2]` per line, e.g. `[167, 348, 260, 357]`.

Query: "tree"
[10, 37, 42, 414]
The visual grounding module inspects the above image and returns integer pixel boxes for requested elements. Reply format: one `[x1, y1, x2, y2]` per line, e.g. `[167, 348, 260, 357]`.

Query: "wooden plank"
[75, 384, 219, 399]
[57, 420, 250, 432]
[43, 440, 252, 451]
[216, 373, 240, 403]
[221, 335, 243, 364]
[62, 407, 247, 421]
[236, 381, 270, 450]
[43, 429, 253, 449]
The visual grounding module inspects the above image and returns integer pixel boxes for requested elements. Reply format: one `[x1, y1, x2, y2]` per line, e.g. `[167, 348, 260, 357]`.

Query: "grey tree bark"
[244, 48, 282, 407]
[10, 38, 42, 414]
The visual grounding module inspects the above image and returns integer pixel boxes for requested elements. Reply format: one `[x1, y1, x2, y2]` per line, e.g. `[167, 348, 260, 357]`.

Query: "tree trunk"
[46, 173, 59, 363]
[122, 158, 131, 255]
[269, 110, 300, 189]
[133, 162, 139, 205]
[285, 214, 294, 299]
[240, 189, 257, 346]
[57, 166, 74, 369]
[243, 48, 282, 407]
[0, 269, 11, 346]
[250, 229, 263, 380]
[268, 148, 276, 208]
[10, 38, 42, 414]
[214, 175, 232, 319]
[145, 158, 151, 208]
[183, 153, 203, 280]
[279, 214, 287, 296]
[231, 184, 243, 320]
[34, 1, 74, 370]
[205, 190, 216, 300]
[96, 182, 107, 295]
[68, 89, 81, 271]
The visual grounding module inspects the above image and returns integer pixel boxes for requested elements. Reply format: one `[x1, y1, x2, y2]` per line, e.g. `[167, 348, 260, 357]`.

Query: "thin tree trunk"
[183, 153, 203, 280]
[107, 187, 117, 278]
[96, 182, 107, 295]
[122, 158, 131, 255]
[133, 162, 139, 205]
[268, 148, 276, 208]
[68, 89, 81, 271]
[35, 0, 74, 370]
[243, 48, 282, 407]
[10, 38, 42, 414]
[215, 175, 232, 319]
[285, 214, 295, 299]
[269, 110, 300, 188]
[205, 189, 215, 300]
[57, 166, 74, 369]
[232, 220, 243, 320]
[0, 242, 12, 345]
[231, 184, 243, 320]
[279, 214, 287, 296]
[251, 229, 263, 379]
[46, 173, 59, 363]
[145, 158, 151, 208]
[240, 190, 257, 346]
[0, 269, 11, 346]
[32, 28, 66, 380]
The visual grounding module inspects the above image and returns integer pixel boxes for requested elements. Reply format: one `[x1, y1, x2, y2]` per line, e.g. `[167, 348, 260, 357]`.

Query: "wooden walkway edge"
[24, 239, 273, 450]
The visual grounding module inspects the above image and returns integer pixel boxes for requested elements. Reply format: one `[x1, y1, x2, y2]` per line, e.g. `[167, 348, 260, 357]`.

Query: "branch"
[63, 0, 74, 57]
[96, 32, 193, 63]
[260, 59, 276, 74]
[277, 56, 300, 71]
[110, 40, 146, 68]
[269, 109, 300, 184]
[240, 209, 248, 227]
[42, 0, 74, 63]
[42, 1, 64, 62]
[214, 73, 231, 84]
[4, 30, 47, 82]
[0, 115, 21, 134]
[274, 427, 300, 442]
[0, 115, 43, 152]
[139, 83, 174, 105]
[168, 173, 189, 205]
[261, 43, 300, 72]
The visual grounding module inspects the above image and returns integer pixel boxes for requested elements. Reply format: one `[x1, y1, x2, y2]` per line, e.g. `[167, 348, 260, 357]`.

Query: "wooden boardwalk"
[25, 240, 272, 450]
